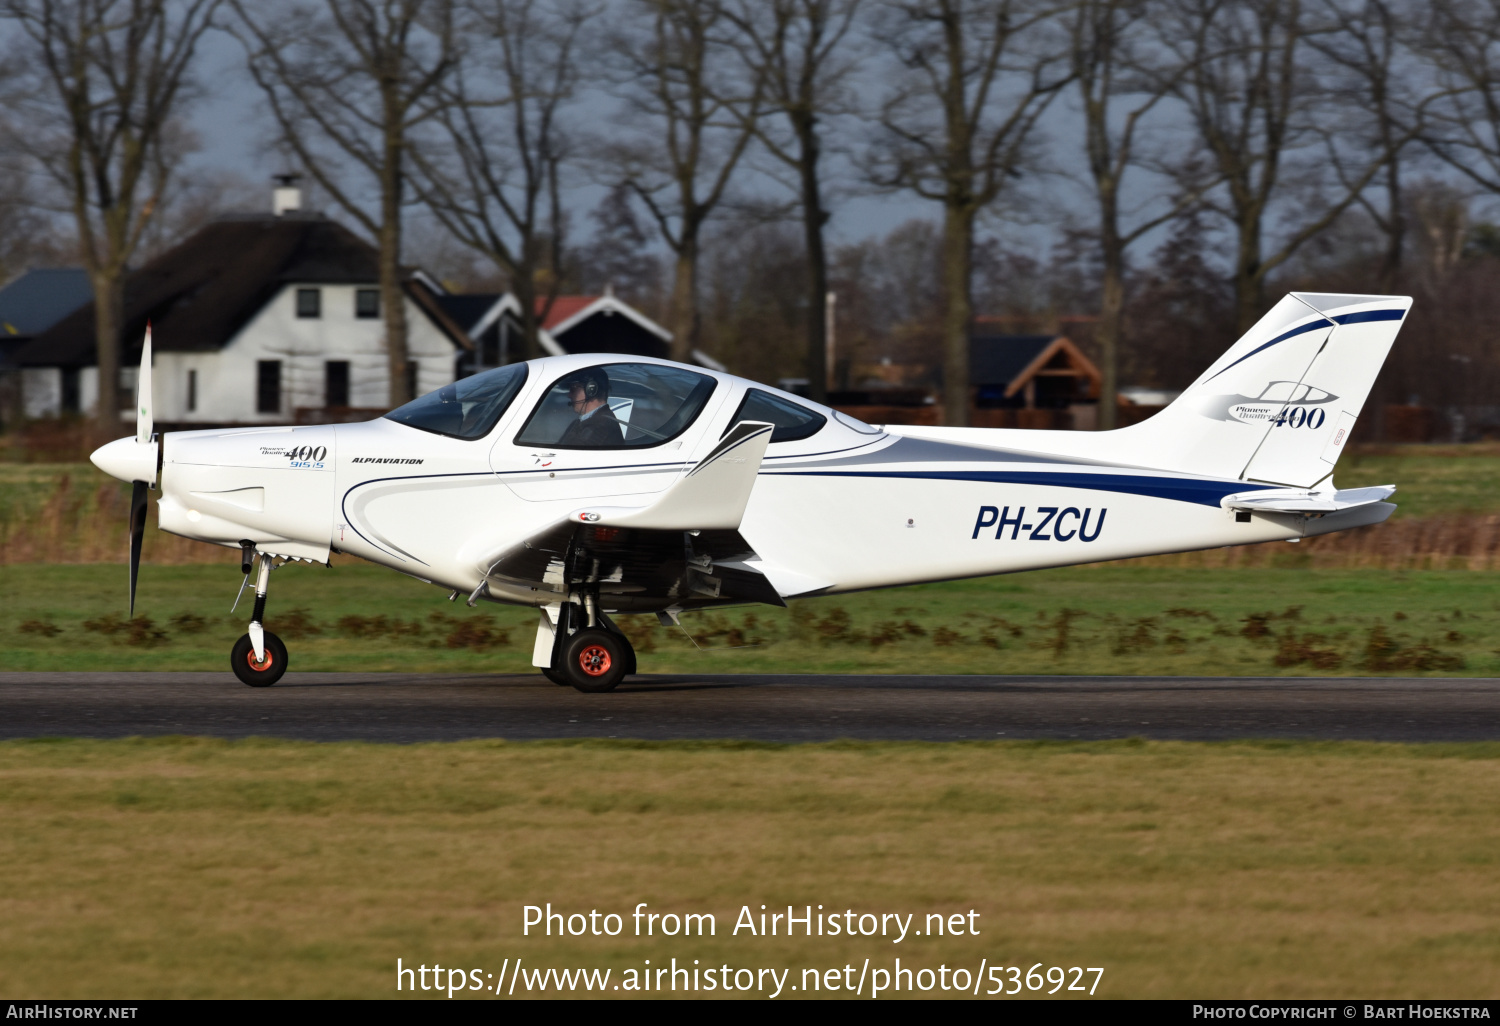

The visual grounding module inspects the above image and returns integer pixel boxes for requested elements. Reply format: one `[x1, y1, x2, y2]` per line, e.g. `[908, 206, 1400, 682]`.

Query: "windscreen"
[384, 362, 529, 440]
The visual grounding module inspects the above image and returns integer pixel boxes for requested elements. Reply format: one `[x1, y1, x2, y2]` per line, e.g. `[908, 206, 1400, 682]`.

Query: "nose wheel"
[231, 551, 288, 686]
[232, 630, 288, 687]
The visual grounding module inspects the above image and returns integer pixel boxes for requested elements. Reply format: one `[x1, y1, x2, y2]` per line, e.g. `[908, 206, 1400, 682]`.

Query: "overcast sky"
[182, 25, 1081, 257]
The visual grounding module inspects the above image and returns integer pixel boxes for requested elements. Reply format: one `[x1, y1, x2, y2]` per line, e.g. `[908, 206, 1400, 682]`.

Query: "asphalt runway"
[1, 671, 1498, 743]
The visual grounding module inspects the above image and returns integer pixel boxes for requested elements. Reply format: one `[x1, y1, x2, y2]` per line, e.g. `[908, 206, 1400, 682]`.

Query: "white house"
[16, 205, 469, 426]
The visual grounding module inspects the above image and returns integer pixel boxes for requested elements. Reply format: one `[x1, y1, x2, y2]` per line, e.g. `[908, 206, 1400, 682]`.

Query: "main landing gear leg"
[535, 595, 637, 693]
[232, 552, 287, 687]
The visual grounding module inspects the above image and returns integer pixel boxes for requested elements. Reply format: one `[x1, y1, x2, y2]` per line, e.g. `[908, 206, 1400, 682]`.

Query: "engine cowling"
[156, 426, 337, 562]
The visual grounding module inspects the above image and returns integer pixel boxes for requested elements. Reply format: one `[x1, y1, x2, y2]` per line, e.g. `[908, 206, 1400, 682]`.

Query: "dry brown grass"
[0, 738, 1496, 999]
[1123, 513, 1500, 570]
[6, 468, 1500, 570]
[0, 472, 233, 565]
[7, 446, 1500, 569]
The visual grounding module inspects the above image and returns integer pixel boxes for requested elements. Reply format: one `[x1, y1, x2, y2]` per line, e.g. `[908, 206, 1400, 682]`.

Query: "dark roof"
[0, 268, 92, 338]
[970, 334, 1054, 386]
[15, 216, 388, 368]
[434, 293, 501, 333]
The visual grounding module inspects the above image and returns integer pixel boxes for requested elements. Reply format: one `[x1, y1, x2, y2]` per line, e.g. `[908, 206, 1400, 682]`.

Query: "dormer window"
[296, 288, 321, 318]
[356, 288, 380, 319]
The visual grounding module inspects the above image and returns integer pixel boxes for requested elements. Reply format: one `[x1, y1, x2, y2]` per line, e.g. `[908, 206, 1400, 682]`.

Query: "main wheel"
[231, 631, 288, 687]
[561, 628, 629, 693]
[541, 666, 569, 686]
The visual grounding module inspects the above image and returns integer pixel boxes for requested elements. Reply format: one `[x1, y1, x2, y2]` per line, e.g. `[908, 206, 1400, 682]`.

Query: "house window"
[186, 369, 197, 413]
[325, 361, 350, 407]
[60, 368, 80, 414]
[296, 288, 321, 318]
[257, 360, 281, 414]
[355, 288, 380, 319]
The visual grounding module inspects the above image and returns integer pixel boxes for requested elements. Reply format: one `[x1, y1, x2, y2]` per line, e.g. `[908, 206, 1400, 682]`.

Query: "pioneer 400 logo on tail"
[1197, 380, 1339, 426]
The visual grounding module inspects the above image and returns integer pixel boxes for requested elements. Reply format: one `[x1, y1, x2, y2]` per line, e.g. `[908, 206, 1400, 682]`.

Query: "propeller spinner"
[89, 325, 159, 615]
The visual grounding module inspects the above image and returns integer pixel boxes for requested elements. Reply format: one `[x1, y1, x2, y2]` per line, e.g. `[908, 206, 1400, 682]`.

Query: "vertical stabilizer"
[1119, 293, 1410, 485]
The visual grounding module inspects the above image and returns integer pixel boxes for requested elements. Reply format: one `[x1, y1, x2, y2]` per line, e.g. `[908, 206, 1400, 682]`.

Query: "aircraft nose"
[91, 435, 159, 484]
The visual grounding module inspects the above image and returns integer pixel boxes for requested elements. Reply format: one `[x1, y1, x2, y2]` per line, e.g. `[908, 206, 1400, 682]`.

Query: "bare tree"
[1070, 0, 1212, 429]
[409, 0, 587, 361]
[607, 0, 766, 362]
[1162, 0, 1392, 331]
[1418, 0, 1500, 233]
[1310, 0, 1436, 292]
[718, 0, 862, 403]
[575, 182, 668, 313]
[232, 0, 455, 406]
[874, 0, 1074, 426]
[1, 0, 218, 432]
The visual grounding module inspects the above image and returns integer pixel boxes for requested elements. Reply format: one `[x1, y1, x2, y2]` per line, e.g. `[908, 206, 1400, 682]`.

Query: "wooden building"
[969, 333, 1102, 429]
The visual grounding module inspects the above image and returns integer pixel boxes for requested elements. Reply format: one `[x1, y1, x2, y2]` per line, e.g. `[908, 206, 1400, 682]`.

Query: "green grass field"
[0, 737, 1495, 999]
[1334, 443, 1500, 519]
[1, 562, 1491, 676]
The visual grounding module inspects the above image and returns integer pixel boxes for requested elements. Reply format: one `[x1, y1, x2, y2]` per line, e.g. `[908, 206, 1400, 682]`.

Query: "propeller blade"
[136, 323, 153, 445]
[129, 480, 147, 617]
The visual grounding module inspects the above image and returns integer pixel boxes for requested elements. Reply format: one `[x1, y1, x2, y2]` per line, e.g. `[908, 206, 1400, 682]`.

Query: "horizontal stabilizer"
[1222, 484, 1395, 514]
[568, 421, 773, 531]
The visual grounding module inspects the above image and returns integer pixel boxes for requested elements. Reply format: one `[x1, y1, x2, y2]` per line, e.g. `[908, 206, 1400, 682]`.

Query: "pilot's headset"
[568, 368, 609, 401]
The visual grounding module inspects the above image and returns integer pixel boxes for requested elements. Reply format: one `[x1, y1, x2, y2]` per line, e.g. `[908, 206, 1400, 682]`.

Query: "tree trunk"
[940, 203, 974, 427]
[1097, 236, 1124, 431]
[381, 123, 411, 408]
[1233, 213, 1265, 334]
[799, 121, 829, 404]
[92, 270, 123, 436]
[668, 236, 699, 363]
[515, 274, 542, 361]
[1379, 155, 1404, 293]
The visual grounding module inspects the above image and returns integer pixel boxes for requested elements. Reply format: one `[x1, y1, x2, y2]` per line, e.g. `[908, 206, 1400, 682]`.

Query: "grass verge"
[0, 737, 1496, 998]
[2, 563, 1495, 675]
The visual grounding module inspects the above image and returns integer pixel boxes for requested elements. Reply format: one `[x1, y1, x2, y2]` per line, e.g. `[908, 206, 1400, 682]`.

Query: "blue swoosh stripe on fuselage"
[762, 469, 1276, 506]
[1204, 307, 1405, 382]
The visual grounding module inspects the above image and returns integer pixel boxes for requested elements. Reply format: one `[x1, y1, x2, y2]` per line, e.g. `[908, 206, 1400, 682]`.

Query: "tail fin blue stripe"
[1203, 307, 1405, 383]
[1205, 318, 1331, 382]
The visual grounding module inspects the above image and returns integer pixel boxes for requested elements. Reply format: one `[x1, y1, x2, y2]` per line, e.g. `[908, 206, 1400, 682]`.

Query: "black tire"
[541, 666, 569, 686]
[231, 631, 288, 687]
[560, 628, 629, 693]
[597, 615, 637, 676]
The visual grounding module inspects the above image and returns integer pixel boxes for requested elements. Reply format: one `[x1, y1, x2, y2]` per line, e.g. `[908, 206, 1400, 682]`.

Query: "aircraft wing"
[480, 422, 786, 609]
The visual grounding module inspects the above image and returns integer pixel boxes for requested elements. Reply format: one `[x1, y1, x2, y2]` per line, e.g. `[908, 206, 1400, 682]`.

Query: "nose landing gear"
[231, 552, 288, 687]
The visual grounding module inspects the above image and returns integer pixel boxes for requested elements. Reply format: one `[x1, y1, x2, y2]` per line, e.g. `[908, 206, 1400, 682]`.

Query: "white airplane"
[91, 292, 1409, 691]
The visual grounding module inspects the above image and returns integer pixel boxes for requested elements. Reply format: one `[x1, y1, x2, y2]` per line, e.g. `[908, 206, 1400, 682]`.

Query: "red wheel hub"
[577, 645, 612, 677]
[246, 648, 274, 672]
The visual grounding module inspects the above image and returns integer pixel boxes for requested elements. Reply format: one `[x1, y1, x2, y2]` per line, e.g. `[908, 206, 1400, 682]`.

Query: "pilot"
[559, 367, 623, 446]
